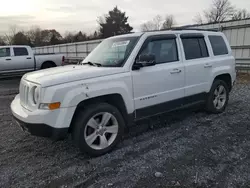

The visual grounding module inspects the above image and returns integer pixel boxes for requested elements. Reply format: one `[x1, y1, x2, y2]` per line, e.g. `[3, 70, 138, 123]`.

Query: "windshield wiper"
[81, 61, 102, 67]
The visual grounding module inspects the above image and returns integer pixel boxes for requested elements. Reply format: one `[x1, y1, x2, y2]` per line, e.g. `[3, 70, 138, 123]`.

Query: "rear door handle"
[5, 58, 11, 61]
[170, 69, 182, 74]
[204, 63, 212, 68]
[26, 57, 32, 59]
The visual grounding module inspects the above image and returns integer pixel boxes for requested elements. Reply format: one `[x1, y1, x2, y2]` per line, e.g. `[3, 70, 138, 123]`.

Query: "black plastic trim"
[13, 117, 68, 140]
[172, 28, 218, 32]
[135, 93, 207, 120]
[180, 33, 205, 39]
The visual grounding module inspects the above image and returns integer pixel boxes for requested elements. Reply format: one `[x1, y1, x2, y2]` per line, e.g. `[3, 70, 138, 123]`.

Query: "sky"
[0, 0, 249, 36]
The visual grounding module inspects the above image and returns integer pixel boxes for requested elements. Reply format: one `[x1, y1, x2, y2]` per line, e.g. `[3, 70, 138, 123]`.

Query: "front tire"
[72, 103, 125, 156]
[205, 80, 229, 114]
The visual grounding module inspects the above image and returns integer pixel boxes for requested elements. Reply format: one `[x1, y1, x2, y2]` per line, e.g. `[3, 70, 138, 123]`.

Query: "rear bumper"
[13, 116, 68, 140]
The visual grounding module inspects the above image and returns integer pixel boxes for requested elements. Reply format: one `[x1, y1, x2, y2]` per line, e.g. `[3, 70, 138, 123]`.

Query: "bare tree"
[0, 36, 6, 45]
[232, 9, 250, 20]
[4, 25, 18, 44]
[204, 0, 235, 23]
[141, 21, 157, 31]
[140, 15, 163, 31]
[12, 31, 31, 45]
[193, 13, 204, 24]
[153, 15, 163, 30]
[161, 15, 175, 29]
[26, 26, 43, 47]
[88, 31, 100, 40]
[63, 32, 75, 43]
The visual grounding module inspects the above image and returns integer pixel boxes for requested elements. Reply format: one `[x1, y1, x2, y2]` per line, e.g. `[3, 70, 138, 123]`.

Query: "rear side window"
[14, 47, 28, 56]
[209, 35, 228, 56]
[0, 48, 10, 57]
[182, 38, 209, 60]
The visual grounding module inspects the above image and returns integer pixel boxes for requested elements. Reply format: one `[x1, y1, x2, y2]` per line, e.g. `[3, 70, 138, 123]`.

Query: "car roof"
[0, 45, 30, 48]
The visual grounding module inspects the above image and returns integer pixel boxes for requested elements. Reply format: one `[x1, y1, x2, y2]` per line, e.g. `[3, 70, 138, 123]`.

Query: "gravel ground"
[0, 78, 250, 188]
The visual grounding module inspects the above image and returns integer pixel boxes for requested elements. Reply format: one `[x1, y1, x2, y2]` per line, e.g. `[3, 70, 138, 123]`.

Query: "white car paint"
[23, 65, 126, 87]
[11, 30, 236, 133]
[0, 45, 65, 76]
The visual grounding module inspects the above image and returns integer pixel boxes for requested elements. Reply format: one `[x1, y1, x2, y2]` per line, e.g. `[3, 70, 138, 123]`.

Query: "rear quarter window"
[209, 35, 228, 56]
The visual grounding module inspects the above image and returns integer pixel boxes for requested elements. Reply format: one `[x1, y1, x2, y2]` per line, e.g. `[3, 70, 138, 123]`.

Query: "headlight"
[33, 86, 40, 104]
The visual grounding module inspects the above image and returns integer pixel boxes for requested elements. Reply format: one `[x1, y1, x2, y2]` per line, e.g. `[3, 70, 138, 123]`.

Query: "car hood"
[23, 65, 125, 87]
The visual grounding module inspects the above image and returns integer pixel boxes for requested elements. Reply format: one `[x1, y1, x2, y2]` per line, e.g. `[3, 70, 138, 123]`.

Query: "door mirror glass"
[138, 54, 156, 63]
[133, 54, 156, 70]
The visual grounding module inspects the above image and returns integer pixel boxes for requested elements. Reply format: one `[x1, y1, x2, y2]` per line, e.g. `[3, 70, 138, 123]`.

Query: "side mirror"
[138, 54, 156, 63]
[132, 54, 156, 70]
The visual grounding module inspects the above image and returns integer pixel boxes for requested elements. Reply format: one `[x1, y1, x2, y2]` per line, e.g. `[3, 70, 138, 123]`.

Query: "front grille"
[20, 81, 30, 109]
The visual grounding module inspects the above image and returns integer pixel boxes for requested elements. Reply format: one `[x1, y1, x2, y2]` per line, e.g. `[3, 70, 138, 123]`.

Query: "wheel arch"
[213, 73, 232, 91]
[41, 61, 56, 69]
[68, 93, 131, 133]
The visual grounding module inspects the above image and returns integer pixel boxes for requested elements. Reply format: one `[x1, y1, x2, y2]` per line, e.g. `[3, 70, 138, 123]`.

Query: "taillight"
[62, 56, 65, 65]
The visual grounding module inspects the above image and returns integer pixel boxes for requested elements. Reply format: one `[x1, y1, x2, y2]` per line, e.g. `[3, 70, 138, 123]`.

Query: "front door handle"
[170, 69, 182, 74]
[26, 57, 32, 59]
[5, 58, 11, 61]
[204, 63, 212, 68]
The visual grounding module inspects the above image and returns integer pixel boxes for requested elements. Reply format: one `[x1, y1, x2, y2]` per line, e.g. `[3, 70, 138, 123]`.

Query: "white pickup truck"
[0, 45, 65, 77]
[11, 29, 236, 156]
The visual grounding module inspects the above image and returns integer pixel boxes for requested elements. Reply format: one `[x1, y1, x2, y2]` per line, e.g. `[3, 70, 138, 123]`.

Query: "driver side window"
[0, 48, 10, 58]
[138, 38, 178, 64]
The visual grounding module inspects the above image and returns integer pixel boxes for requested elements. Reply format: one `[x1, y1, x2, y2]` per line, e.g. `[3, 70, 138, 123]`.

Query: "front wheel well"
[214, 73, 232, 91]
[69, 94, 129, 133]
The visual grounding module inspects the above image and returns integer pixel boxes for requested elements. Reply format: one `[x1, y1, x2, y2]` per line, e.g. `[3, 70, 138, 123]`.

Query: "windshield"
[82, 36, 139, 67]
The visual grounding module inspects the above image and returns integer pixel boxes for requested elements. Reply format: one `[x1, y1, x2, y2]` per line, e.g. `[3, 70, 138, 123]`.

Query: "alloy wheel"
[84, 112, 119, 150]
[213, 85, 227, 110]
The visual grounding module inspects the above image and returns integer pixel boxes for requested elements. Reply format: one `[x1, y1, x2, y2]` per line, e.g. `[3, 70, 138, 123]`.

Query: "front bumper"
[13, 116, 68, 140]
[11, 94, 75, 140]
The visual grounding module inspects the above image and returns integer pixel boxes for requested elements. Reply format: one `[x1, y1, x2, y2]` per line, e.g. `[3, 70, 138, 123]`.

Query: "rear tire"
[72, 103, 125, 156]
[205, 79, 229, 114]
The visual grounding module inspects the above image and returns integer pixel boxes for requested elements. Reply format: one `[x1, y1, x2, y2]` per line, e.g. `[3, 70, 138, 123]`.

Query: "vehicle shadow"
[125, 107, 204, 140]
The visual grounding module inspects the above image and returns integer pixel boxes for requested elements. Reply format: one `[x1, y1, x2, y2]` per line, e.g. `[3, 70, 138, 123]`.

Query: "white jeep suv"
[11, 29, 236, 156]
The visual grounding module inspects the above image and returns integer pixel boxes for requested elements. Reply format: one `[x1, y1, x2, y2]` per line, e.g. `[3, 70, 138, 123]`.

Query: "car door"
[11, 47, 34, 71]
[0, 47, 12, 72]
[131, 34, 185, 119]
[180, 33, 212, 102]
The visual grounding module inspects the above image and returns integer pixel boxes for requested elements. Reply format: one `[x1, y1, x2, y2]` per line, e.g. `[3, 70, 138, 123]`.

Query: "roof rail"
[171, 27, 219, 32]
